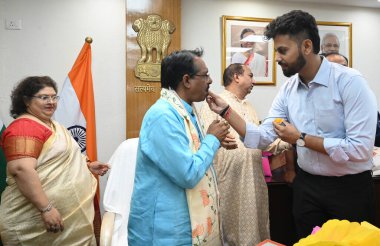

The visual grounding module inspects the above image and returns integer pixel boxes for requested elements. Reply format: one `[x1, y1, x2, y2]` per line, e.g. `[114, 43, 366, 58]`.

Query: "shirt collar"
[297, 56, 331, 88]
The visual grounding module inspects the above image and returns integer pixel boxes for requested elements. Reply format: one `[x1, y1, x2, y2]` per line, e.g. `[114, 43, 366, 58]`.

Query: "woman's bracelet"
[40, 201, 53, 214]
[219, 105, 230, 117]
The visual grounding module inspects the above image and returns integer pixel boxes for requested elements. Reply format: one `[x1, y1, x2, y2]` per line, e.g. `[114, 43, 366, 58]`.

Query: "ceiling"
[283, 0, 380, 9]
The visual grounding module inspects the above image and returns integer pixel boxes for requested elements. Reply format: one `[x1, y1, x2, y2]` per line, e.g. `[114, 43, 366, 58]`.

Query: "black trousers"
[292, 168, 375, 240]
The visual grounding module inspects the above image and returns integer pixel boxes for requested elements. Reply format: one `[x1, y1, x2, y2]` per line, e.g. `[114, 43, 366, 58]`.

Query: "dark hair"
[223, 63, 245, 87]
[240, 28, 255, 40]
[323, 51, 348, 65]
[161, 48, 204, 90]
[10, 76, 58, 118]
[264, 10, 320, 54]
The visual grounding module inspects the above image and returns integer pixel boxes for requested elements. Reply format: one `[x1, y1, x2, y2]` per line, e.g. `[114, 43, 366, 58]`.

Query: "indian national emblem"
[132, 14, 176, 81]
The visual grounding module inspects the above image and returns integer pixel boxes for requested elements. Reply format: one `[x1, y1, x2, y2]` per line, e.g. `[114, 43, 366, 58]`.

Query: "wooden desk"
[267, 175, 380, 246]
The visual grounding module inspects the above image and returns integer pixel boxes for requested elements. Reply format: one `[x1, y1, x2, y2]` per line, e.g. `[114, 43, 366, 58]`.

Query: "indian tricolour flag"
[53, 37, 101, 242]
[0, 118, 7, 200]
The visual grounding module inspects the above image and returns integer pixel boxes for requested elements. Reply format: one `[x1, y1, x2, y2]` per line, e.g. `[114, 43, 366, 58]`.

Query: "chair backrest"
[103, 138, 139, 246]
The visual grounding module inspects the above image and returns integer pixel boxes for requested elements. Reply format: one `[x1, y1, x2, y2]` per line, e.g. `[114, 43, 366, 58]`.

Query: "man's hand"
[273, 120, 300, 144]
[221, 133, 238, 150]
[207, 120, 230, 143]
[206, 91, 229, 114]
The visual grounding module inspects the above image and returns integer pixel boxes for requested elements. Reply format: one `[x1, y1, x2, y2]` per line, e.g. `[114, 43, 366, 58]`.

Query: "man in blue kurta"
[128, 48, 230, 245]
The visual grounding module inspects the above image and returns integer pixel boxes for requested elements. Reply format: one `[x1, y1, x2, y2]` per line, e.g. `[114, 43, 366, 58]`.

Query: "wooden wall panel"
[126, 0, 181, 138]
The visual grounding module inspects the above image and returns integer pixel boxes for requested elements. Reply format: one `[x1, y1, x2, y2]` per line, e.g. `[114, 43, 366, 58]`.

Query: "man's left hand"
[273, 121, 300, 145]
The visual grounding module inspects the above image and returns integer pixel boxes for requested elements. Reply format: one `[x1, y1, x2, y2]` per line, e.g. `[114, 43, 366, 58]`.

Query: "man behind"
[206, 10, 377, 240]
[321, 32, 340, 54]
[231, 28, 267, 77]
[128, 48, 229, 245]
[200, 63, 292, 245]
[324, 52, 348, 66]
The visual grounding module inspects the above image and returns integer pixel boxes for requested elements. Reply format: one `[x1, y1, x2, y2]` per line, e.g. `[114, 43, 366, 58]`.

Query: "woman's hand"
[8, 158, 64, 233]
[88, 161, 110, 176]
[41, 207, 64, 233]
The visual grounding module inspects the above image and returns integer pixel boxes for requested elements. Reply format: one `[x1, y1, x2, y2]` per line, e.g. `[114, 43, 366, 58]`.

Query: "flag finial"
[85, 37, 93, 44]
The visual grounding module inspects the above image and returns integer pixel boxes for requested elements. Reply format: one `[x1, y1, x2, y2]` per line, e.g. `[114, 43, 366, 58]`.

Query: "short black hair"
[10, 76, 58, 119]
[264, 10, 320, 54]
[161, 48, 204, 90]
[223, 63, 245, 87]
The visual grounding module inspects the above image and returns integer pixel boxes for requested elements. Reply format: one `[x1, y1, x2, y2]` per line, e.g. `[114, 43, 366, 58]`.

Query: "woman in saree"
[0, 76, 109, 245]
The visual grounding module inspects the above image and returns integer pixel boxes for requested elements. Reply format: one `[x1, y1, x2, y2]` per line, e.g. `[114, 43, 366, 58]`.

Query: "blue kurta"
[128, 98, 220, 245]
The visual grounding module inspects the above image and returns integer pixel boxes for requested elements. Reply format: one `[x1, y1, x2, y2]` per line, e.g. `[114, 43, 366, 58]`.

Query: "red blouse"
[1, 118, 52, 162]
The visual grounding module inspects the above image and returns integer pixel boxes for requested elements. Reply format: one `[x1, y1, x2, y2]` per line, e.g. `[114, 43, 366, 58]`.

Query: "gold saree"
[0, 120, 97, 245]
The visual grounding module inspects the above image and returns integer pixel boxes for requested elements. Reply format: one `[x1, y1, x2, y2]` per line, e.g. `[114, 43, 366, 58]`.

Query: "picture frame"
[317, 21, 352, 67]
[222, 15, 276, 86]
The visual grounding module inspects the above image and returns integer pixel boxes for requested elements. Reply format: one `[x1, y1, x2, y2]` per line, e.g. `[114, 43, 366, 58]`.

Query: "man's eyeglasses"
[31, 95, 60, 103]
[191, 73, 211, 81]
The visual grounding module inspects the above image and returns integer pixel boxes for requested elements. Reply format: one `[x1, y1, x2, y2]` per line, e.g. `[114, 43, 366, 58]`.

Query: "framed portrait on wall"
[318, 21, 352, 67]
[222, 15, 276, 85]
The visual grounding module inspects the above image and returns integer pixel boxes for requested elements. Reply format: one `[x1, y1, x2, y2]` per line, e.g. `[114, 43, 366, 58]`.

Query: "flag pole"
[83, 36, 102, 245]
[85, 36, 93, 44]
[54, 36, 102, 244]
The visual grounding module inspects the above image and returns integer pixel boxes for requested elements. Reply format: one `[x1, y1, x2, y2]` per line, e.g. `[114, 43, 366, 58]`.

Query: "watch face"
[296, 138, 305, 147]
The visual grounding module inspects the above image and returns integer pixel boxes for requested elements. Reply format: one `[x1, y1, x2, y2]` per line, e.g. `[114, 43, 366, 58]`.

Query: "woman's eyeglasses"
[31, 95, 60, 103]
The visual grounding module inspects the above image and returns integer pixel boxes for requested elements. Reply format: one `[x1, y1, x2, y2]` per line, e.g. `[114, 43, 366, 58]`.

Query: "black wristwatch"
[296, 132, 307, 147]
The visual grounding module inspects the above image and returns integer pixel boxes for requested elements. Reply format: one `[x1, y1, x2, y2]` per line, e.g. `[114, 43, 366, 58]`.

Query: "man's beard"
[280, 52, 306, 77]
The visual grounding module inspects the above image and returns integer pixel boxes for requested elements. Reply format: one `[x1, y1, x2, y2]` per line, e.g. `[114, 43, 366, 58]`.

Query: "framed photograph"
[317, 21, 352, 67]
[222, 15, 276, 86]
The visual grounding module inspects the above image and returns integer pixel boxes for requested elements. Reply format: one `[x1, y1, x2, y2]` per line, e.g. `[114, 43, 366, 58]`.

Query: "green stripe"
[0, 123, 7, 204]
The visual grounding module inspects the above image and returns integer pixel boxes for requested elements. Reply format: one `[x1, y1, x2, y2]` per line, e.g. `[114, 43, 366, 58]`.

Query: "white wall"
[0, 0, 126, 213]
[182, 0, 380, 118]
